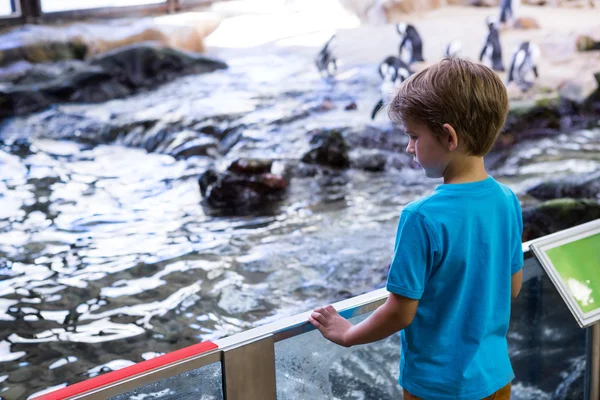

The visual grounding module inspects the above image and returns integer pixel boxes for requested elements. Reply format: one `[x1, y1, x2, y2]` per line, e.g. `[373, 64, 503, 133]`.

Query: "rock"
[319, 98, 336, 111]
[228, 159, 273, 175]
[0, 43, 227, 120]
[199, 160, 289, 212]
[203, 172, 288, 210]
[301, 129, 350, 169]
[526, 171, 600, 200]
[0, 24, 88, 67]
[73, 13, 221, 56]
[511, 16, 541, 30]
[0, 137, 33, 157]
[351, 149, 387, 172]
[522, 198, 600, 241]
[170, 136, 219, 159]
[292, 162, 320, 178]
[345, 125, 407, 152]
[0, 61, 34, 83]
[345, 102, 358, 111]
[0, 13, 221, 67]
[199, 169, 219, 196]
[583, 72, 600, 112]
[88, 42, 227, 88]
[497, 100, 566, 149]
[558, 79, 587, 104]
[575, 35, 600, 51]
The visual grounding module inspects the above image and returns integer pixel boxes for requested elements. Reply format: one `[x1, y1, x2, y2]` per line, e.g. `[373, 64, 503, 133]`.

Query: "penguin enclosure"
[0, 0, 600, 399]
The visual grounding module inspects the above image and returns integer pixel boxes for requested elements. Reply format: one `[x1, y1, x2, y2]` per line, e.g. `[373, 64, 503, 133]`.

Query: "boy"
[308, 58, 524, 400]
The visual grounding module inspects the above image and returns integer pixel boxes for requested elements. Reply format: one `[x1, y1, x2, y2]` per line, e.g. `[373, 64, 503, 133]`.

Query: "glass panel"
[276, 312, 403, 399]
[509, 256, 587, 399]
[0, 0, 16, 16]
[41, 0, 166, 13]
[276, 256, 587, 399]
[110, 361, 223, 400]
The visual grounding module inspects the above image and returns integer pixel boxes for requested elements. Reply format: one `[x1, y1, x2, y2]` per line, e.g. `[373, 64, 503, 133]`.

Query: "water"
[1, 47, 599, 399]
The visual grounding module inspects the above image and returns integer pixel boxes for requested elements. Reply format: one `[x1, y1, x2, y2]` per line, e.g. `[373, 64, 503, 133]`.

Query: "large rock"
[0, 25, 87, 67]
[0, 42, 227, 120]
[526, 171, 600, 200]
[199, 159, 289, 212]
[494, 92, 599, 151]
[522, 198, 600, 241]
[88, 42, 226, 87]
[0, 60, 88, 85]
[496, 100, 563, 148]
[0, 13, 221, 67]
[350, 149, 388, 172]
[301, 129, 350, 169]
[583, 72, 600, 113]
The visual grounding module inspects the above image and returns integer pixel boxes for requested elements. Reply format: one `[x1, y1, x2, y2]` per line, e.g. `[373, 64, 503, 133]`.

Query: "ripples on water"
[0, 51, 599, 398]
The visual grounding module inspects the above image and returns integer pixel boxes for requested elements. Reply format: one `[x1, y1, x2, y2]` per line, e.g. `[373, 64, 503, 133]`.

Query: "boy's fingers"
[324, 305, 337, 315]
[310, 311, 327, 325]
[308, 315, 321, 328]
[319, 305, 332, 317]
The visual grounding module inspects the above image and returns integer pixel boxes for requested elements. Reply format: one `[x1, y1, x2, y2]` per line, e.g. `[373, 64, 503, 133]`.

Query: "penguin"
[507, 41, 540, 92]
[315, 34, 337, 78]
[397, 23, 425, 65]
[443, 40, 463, 58]
[498, 0, 514, 24]
[479, 17, 504, 72]
[372, 56, 413, 120]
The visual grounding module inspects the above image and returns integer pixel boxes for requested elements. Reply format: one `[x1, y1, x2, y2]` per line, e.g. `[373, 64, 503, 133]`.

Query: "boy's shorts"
[403, 383, 512, 400]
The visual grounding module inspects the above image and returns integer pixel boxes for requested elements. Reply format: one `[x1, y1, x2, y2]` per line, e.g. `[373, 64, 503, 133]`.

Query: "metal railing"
[35, 237, 600, 400]
[0, 0, 216, 27]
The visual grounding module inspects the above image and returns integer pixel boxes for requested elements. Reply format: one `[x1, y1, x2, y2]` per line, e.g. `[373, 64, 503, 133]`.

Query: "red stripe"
[34, 341, 218, 400]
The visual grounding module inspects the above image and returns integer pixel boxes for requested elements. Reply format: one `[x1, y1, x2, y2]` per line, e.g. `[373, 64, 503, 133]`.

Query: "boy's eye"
[410, 136, 418, 141]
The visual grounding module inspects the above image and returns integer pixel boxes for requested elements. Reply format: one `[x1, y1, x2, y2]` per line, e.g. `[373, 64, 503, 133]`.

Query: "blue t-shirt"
[386, 176, 523, 400]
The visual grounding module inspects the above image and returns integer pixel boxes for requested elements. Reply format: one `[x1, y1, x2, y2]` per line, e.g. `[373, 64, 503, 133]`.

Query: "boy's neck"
[442, 155, 488, 184]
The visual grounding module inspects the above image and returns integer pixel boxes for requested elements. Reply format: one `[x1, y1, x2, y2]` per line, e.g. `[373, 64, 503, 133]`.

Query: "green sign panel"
[531, 219, 600, 328]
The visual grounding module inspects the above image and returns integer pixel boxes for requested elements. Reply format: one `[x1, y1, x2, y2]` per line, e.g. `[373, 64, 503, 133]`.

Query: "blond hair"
[388, 57, 509, 156]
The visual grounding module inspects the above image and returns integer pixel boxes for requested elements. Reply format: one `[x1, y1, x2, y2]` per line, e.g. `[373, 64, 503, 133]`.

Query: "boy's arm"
[511, 269, 523, 298]
[308, 293, 418, 347]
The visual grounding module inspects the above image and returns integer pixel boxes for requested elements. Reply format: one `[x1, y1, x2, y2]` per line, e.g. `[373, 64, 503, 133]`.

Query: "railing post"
[221, 335, 277, 400]
[586, 322, 600, 400]
[18, 0, 42, 23]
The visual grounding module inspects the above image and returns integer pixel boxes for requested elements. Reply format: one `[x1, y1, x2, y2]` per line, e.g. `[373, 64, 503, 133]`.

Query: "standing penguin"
[372, 56, 412, 120]
[507, 41, 540, 92]
[443, 40, 463, 58]
[397, 23, 424, 65]
[479, 17, 504, 72]
[315, 34, 337, 78]
[498, 0, 514, 24]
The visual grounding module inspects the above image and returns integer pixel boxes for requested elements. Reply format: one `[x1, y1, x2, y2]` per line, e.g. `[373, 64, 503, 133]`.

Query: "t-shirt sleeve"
[386, 210, 437, 300]
[511, 195, 524, 274]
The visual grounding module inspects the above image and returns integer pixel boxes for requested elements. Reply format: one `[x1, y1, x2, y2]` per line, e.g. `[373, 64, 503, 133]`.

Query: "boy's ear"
[442, 123, 458, 151]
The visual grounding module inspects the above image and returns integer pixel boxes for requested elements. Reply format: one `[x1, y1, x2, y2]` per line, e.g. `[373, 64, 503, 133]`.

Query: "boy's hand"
[308, 305, 354, 347]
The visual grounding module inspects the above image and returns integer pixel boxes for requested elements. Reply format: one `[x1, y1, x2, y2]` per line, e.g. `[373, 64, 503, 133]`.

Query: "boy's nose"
[406, 143, 415, 155]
